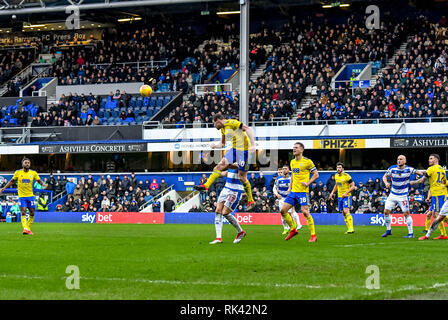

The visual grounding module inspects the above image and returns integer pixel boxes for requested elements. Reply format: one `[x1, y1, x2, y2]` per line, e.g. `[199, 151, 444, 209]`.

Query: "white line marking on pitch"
[334, 241, 410, 248]
[0, 273, 356, 290]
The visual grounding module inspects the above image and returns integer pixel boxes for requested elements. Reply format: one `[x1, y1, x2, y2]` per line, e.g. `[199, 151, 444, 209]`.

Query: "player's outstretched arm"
[0, 177, 16, 194]
[36, 179, 47, 189]
[415, 169, 426, 176]
[411, 175, 427, 185]
[242, 124, 256, 153]
[211, 135, 225, 149]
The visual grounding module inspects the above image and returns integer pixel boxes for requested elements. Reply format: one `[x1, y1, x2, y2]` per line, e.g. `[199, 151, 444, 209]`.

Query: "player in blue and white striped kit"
[382, 155, 425, 238]
[209, 164, 247, 244]
[274, 166, 302, 235]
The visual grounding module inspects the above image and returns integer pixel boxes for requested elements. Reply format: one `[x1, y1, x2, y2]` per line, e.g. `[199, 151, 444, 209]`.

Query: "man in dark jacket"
[163, 196, 175, 212]
[159, 178, 169, 192]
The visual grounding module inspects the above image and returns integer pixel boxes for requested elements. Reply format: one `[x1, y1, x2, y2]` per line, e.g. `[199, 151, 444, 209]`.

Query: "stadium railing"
[143, 117, 447, 130]
[138, 184, 174, 212]
[142, 117, 293, 130]
[91, 60, 169, 70]
[174, 190, 198, 208]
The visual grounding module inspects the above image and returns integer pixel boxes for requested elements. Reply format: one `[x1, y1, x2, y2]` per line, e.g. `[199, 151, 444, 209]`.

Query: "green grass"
[1, 223, 448, 300]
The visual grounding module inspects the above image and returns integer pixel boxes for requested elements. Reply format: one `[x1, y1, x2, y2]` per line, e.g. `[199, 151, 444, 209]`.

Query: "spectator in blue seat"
[126, 109, 135, 120]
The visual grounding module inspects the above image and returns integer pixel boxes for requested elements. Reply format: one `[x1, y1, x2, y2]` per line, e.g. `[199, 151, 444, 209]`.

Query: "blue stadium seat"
[136, 99, 143, 108]
[98, 110, 104, 118]
[111, 110, 119, 118]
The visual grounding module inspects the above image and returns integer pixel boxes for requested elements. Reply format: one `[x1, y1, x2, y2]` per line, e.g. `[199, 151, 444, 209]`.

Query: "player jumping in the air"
[414, 154, 448, 240]
[209, 164, 247, 244]
[329, 162, 356, 234]
[273, 165, 302, 235]
[281, 142, 319, 242]
[195, 114, 256, 211]
[0, 158, 47, 235]
[381, 155, 425, 238]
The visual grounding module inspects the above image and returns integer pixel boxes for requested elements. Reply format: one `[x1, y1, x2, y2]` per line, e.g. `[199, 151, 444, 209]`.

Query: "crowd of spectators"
[2, 14, 448, 129]
[27, 90, 139, 127]
[49, 25, 200, 89]
[0, 173, 170, 213]
[0, 48, 37, 85]
[298, 16, 448, 123]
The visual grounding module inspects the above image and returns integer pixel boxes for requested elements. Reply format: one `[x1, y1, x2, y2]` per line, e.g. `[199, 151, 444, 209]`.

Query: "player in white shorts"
[209, 164, 247, 244]
[274, 166, 302, 235]
[382, 155, 425, 238]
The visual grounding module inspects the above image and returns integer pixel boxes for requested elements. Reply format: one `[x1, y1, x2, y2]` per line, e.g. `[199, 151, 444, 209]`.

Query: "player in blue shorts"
[0, 158, 46, 235]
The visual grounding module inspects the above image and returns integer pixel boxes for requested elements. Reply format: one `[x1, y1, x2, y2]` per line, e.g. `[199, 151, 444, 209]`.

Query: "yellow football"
[140, 84, 153, 97]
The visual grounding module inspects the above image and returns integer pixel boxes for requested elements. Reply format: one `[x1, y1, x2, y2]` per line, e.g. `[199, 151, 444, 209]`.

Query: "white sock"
[406, 215, 413, 234]
[281, 216, 290, 230]
[427, 219, 442, 238]
[224, 213, 242, 233]
[385, 215, 392, 231]
[292, 211, 302, 228]
[215, 213, 223, 239]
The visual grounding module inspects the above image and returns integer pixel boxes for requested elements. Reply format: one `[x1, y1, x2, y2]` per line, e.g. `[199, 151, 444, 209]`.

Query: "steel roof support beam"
[0, 0, 224, 15]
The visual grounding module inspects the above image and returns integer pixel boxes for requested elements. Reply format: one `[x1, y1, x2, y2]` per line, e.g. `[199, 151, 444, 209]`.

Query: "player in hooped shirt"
[209, 164, 247, 244]
[381, 155, 425, 238]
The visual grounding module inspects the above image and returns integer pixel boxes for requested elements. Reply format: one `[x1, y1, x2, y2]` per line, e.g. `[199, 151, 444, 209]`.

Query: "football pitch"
[1, 223, 448, 300]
